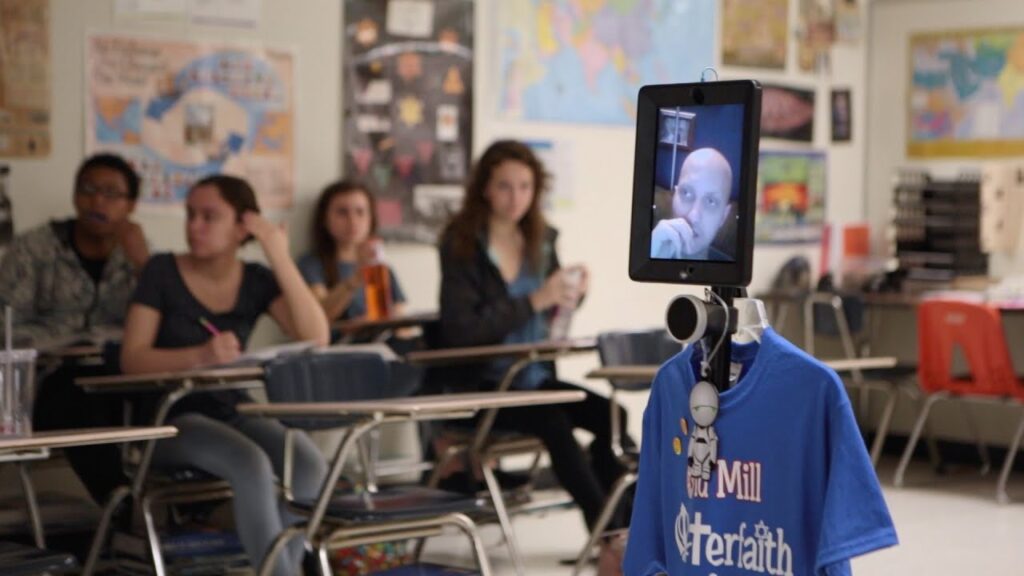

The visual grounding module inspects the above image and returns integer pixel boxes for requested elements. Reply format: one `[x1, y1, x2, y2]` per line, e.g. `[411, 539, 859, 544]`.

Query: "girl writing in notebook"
[436, 140, 632, 533]
[120, 175, 329, 575]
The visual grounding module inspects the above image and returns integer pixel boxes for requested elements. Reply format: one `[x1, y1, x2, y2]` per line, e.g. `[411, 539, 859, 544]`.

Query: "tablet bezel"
[628, 80, 762, 287]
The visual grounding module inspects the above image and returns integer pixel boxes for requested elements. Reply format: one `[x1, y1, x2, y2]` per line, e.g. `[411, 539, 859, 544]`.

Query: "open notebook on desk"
[217, 341, 318, 367]
[316, 342, 398, 362]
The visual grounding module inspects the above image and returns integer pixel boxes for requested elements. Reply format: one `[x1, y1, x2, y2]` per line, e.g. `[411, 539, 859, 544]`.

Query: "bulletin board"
[342, 0, 473, 244]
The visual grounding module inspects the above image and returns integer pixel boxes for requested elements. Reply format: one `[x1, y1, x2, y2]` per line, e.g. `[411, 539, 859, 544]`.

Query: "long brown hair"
[312, 180, 377, 288]
[442, 140, 549, 270]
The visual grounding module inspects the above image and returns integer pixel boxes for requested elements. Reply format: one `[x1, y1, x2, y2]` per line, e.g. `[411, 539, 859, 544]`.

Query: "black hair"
[75, 153, 141, 200]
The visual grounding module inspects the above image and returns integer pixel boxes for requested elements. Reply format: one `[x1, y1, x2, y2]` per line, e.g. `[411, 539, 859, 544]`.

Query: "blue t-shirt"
[296, 253, 406, 320]
[624, 328, 897, 576]
[483, 257, 550, 390]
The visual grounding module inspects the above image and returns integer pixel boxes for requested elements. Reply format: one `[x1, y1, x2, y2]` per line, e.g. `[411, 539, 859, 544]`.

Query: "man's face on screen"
[671, 148, 732, 257]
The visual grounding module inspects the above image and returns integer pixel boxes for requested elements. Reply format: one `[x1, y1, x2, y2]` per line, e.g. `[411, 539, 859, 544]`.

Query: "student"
[0, 153, 148, 506]
[436, 139, 631, 532]
[650, 147, 733, 261]
[120, 175, 329, 575]
[297, 180, 407, 326]
[0, 152, 148, 345]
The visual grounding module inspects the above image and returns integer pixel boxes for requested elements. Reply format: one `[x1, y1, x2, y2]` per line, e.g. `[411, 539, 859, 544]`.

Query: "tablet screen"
[650, 104, 745, 262]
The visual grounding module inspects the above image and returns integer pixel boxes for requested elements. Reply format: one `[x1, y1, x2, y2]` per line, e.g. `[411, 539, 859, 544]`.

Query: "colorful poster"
[722, 0, 788, 70]
[0, 0, 50, 157]
[85, 35, 295, 209]
[756, 151, 827, 244]
[797, 0, 835, 73]
[343, 0, 473, 244]
[497, 0, 715, 125]
[761, 84, 816, 142]
[909, 29, 1024, 158]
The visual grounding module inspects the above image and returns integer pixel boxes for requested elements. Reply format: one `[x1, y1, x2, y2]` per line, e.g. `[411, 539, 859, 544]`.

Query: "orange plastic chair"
[894, 299, 1023, 502]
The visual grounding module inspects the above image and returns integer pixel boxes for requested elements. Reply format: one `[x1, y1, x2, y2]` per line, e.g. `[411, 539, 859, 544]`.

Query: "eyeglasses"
[77, 183, 131, 201]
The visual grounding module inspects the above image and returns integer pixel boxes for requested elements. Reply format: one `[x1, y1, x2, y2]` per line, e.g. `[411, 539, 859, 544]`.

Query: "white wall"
[866, 0, 1024, 261]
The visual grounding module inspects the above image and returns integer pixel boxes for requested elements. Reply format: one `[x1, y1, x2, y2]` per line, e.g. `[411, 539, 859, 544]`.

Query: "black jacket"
[425, 225, 560, 391]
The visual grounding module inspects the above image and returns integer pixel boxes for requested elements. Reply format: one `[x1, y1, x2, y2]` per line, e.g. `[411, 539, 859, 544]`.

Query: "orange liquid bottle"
[361, 240, 393, 320]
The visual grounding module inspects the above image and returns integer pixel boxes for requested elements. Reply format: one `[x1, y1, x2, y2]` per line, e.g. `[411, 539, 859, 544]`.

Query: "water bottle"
[361, 239, 393, 321]
[549, 266, 582, 341]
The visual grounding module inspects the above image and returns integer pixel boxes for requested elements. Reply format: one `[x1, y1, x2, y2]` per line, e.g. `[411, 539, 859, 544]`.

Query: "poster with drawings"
[342, 0, 473, 244]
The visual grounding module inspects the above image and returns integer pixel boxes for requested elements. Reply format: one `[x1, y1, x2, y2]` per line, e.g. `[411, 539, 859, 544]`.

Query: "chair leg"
[356, 436, 377, 492]
[996, 410, 1024, 504]
[895, 394, 942, 488]
[16, 463, 44, 549]
[572, 471, 637, 576]
[869, 385, 899, 468]
[258, 526, 304, 576]
[142, 495, 167, 576]
[317, 543, 333, 576]
[82, 486, 131, 576]
[924, 420, 945, 473]
[448, 513, 494, 576]
[481, 463, 525, 576]
[959, 401, 991, 475]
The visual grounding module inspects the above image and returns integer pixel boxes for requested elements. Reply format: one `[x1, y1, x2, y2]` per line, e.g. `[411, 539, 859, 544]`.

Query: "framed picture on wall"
[658, 108, 696, 148]
[831, 88, 852, 142]
[760, 83, 815, 142]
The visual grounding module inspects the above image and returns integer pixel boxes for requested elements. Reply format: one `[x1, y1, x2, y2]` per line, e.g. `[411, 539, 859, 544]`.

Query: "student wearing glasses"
[0, 152, 149, 345]
[120, 175, 329, 575]
[0, 153, 149, 506]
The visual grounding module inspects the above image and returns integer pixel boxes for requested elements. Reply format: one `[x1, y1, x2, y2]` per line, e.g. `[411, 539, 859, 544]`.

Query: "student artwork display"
[760, 84, 815, 143]
[343, 0, 473, 243]
[85, 35, 295, 209]
[909, 28, 1024, 158]
[756, 150, 827, 244]
[496, 0, 715, 125]
[0, 0, 50, 157]
[721, 0, 787, 70]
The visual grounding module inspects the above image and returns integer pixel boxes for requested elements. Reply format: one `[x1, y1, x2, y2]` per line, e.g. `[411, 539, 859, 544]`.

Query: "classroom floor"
[421, 457, 1024, 575]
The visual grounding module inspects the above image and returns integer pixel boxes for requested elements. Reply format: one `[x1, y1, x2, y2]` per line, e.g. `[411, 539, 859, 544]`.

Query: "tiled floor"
[422, 457, 1024, 575]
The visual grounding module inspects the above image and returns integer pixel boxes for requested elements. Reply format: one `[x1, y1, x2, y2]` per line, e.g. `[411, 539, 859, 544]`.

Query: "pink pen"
[198, 316, 221, 336]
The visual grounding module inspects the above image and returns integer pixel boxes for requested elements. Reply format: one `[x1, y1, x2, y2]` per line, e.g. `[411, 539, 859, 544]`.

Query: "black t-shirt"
[132, 253, 281, 420]
[69, 221, 108, 285]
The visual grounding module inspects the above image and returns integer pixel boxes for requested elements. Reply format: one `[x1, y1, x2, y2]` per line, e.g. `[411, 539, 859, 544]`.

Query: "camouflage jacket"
[0, 219, 137, 347]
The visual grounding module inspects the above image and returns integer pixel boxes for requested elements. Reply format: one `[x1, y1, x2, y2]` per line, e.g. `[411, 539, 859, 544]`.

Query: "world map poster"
[909, 29, 1024, 158]
[85, 35, 295, 209]
[497, 0, 714, 125]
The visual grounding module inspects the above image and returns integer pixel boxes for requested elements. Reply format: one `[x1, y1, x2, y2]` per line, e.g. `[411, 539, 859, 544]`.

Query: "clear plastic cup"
[0, 349, 38, 437]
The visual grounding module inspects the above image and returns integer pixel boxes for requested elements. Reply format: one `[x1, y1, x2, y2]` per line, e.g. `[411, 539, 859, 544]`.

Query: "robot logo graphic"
[687, 380, 720, 485]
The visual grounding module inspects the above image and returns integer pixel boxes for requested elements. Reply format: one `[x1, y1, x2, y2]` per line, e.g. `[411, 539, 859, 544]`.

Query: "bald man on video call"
[650, 147, 733, 261]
